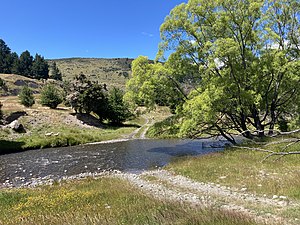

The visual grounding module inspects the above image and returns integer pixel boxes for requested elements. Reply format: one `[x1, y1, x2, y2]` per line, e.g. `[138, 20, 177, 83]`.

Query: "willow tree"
[125, 56, 185, 111]
[151, 0, 300, 143]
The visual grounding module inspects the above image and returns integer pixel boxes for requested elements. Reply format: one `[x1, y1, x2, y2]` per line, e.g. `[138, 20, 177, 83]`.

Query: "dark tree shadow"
[4, 111, 27, 124]
[0, 140, 26, 155]
[73, 113, 140, 129]
[54, 107, 69, 111]
[73, 113, 104, 128]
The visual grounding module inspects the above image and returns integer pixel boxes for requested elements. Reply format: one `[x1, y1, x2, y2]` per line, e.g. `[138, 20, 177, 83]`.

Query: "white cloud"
[142, 32, 154, 38]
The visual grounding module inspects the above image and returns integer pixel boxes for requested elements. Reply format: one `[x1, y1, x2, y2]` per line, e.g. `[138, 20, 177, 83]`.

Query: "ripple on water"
[0, 139, 227, 187]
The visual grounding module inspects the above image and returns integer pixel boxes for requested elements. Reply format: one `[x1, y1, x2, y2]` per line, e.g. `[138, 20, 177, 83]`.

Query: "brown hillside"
[0, 74, 43, 96]
[48, 58, 134, 88]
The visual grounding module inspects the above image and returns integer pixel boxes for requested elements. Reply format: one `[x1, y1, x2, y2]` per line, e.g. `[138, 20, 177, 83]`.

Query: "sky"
[0, 0, 187, 60]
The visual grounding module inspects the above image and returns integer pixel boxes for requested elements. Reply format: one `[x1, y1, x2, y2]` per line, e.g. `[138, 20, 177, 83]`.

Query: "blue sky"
[0, 0, 186, 59]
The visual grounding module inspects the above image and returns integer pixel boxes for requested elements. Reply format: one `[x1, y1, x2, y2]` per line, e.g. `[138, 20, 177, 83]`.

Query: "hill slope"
[0, 74, 43, 96]
[48, 58, 134, 88]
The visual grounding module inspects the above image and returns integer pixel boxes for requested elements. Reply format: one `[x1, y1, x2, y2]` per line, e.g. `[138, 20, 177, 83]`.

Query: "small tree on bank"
[40, 84, 63, 109]
[66, 73, 132, 123]
[108, 87, 133, 124]
[50, 62, 62, 81]
[19, 85, 35, 107]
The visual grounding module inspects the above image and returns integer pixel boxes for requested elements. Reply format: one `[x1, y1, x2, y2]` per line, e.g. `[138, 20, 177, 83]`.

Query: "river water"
[0, 139, 225, 187]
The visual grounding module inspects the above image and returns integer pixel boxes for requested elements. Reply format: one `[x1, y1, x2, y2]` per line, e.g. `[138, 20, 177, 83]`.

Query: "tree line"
[0, 39, 61, 80]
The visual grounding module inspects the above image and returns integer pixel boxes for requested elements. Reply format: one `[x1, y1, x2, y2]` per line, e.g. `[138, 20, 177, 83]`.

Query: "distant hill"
[48, 58, 134, 88]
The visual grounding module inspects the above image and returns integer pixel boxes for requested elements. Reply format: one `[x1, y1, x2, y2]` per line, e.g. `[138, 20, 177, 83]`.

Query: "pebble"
[272, 195, 278, 199]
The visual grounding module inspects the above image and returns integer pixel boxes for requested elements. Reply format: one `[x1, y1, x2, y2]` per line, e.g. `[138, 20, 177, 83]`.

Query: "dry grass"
[49, 58, 134, 89]
[0, 95, 136, 151]
[0, 74, 43, 96]
[0, 177, 258, 225]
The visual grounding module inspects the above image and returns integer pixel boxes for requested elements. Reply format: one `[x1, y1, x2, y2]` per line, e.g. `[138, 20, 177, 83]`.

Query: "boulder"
[8, 120, 26, 133]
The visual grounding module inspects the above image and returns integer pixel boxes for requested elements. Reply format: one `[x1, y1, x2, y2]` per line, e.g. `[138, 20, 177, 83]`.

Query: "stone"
[279, 196, 287, 200]
[272, 195, 278, 199]
[8, 120, 25, 133]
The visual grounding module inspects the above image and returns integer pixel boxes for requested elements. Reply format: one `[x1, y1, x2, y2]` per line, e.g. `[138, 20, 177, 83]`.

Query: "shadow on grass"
[0, 140, 26, 155]
[72, 113, 104, 128]
[4, 111, 27, 124]
[73, 113, 140, 129]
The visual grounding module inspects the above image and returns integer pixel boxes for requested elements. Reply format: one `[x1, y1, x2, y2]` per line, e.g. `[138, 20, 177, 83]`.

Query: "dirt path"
[127, 115, 154, 139]
[113, 169, 299, 225]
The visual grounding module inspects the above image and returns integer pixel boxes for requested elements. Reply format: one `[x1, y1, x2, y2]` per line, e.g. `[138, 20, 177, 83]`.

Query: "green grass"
[167, 136, 300, 200]
[0, 125, 136, 152]
[0, 177, 258, 225]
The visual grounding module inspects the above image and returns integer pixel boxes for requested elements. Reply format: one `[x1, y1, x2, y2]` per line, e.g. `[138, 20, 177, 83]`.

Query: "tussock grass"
[0, 177, 258, 225]
[167, 136, 300, 200]
[49, 58, 133, 89]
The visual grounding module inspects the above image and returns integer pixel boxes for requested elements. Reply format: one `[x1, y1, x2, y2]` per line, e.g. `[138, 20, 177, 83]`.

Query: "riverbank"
[166, 135, 300, 224]
[0, 137, 299, 224]
[0, 94, 171, 153]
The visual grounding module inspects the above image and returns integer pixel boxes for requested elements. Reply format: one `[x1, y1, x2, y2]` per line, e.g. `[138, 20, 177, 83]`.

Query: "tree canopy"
[0, 39, 49, 79]
[126, 0, 300, 143]
[40, 84, 63, 109]
[19, 85, 35, 107]
[66, 73, 132, 124]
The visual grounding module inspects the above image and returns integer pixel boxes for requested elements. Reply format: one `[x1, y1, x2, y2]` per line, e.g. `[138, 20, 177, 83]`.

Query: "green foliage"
[0, 39, 49, 79]
[49, 62, 62, 80]
[124, 56, 184, 110]
[81, 82, 109, 120]
[18, 50, 33, 77]
[126, 0, 300, 142]
[66, 74, 132, 123]
[40, 84, 63, 109]
[19, 85, 35, 107]
[66, 73, 96, 113]
[31, 54, 49, 79]
[0, 77, 8, 93]
[0, 39, 13, 74]
[147, 115, 181, 138]
[107, 87, 133, 124]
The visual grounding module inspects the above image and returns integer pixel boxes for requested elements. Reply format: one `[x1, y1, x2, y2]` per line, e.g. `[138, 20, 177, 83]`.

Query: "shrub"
[40, 84, 63, 109]
[19, 85, 35, 107]
[107, 87, 133, 124]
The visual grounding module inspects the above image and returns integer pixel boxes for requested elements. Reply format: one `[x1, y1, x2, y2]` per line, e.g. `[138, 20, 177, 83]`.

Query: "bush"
[19, 85, 35, 107]
[107, 87, 133, 124]
[40, 84, 63, 109]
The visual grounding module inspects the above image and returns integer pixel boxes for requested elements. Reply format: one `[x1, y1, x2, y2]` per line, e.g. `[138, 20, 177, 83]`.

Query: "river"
[0, 139, 226, 187]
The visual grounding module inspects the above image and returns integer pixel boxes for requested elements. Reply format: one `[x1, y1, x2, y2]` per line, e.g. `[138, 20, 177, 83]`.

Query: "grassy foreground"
[167, 135, 300, 220]
[0, 177, 257, 225]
